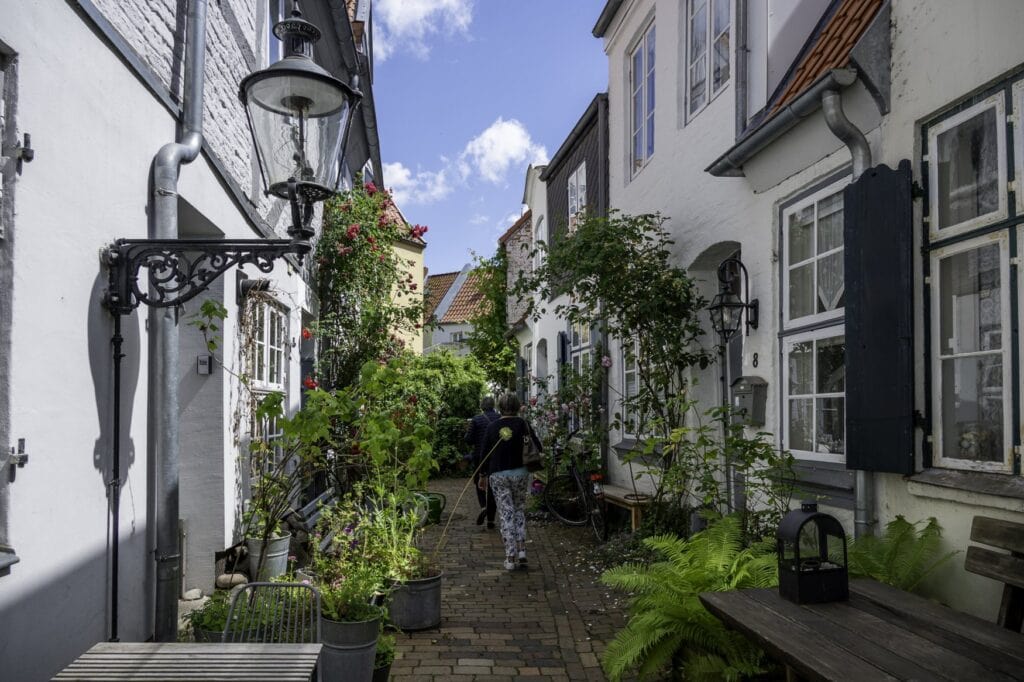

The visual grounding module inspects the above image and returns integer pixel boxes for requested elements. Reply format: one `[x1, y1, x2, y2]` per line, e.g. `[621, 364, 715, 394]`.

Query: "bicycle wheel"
[588, 493, 608, 542]
[544, 474, 588, 525]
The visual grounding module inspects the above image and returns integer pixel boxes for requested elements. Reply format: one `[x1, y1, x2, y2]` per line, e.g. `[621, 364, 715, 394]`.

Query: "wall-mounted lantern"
[708, 257, 758, 341]
[777, 501, 849, 604]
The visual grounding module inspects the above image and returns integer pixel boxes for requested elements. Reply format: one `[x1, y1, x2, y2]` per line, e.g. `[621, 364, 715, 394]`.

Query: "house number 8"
[752, 353, 759, 368]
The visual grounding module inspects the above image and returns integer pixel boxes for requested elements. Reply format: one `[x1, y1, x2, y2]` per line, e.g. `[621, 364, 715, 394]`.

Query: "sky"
[370, 0, 608, 276]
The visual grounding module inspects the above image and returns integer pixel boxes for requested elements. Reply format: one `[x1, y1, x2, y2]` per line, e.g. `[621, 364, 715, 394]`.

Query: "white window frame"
[250, 298, 288, 393]
[1013, 81, 1024, 217]
[525, 342, 533, 398]
[567, 162, 587, 233]
[630, 20, 656, 176]
[685, 0, 731, 121]
[930, 232, 1013, 473]
[533, 216, 546, 270]
[781, 326, 846, 464]
[621, 337, 639, 438]
[782, 180, 850, 328]
[927, 92, 1008, 241]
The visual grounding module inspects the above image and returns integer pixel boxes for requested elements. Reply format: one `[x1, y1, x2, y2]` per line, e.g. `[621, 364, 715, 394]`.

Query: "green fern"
[847, 516, 958, 592]
[600, 515, 777, 681]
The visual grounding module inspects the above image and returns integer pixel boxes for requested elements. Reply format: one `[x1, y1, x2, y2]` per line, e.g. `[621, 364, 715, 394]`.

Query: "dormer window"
[567, 162, 587, 233]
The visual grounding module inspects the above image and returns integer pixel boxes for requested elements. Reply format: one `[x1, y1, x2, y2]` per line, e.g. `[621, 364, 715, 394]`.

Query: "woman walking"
[482, 392, 542, 571]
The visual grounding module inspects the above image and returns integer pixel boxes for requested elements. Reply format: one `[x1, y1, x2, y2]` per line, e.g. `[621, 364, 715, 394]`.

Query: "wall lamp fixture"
[708, 256, 758, 341]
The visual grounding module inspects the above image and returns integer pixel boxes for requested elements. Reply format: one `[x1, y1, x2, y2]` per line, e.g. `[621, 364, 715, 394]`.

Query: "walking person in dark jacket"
[465, 395, 499, 528]
[481, 392, 542, 571]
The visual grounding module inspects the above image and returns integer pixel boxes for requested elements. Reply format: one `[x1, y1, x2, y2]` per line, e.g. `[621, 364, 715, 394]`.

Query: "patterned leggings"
[488, 467, 530, 558]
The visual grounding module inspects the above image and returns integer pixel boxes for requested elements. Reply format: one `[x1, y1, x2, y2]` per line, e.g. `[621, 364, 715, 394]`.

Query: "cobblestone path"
[391, 476, 629, 681]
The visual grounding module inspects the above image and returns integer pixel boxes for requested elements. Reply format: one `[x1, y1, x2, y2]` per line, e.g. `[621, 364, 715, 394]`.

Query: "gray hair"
[497, 392, 521, 415]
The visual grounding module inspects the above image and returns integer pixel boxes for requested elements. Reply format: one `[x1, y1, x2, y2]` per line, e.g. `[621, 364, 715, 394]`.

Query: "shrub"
[846, 515, 957, 592]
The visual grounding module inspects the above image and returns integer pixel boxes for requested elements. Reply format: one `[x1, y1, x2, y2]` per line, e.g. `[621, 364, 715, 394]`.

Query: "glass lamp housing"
[709, 291, 745, 340]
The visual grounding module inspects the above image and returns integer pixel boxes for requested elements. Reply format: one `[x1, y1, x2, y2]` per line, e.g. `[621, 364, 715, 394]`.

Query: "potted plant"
[373, 633, 396, 682]
[242, 472, 293, 581]
[313, 555, 385, 682]
[183, 590, 231, 642]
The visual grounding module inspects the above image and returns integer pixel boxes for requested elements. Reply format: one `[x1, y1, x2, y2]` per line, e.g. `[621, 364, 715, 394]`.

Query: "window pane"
[568, 176, 577, 215]
[817, 251, 845, 313]
[633, 89, 643, 132]
[646, 113, 655, 158]
[816, 336, 845, 393]
[633, 50, 643, 92]
[689, 62, 706, 113]
[789, 263, 814, 319]
[713, 0, 729, 35]
[788, 205, 814, 263]
[789, 399, 814, 451]
[646, 25, 655, 70]
[647, 70, 655, 112]
[788, 341, 813, 395]
[940, 355, 1004, 462]
[633, 132, 643, 168]
[816, 397, 845, 454]
[936, 107, 1000, 229]
[938, 243, 1001, 355]
[578, 165, 587, 209]
[712, 33, 729, 91]
[690, 2, 707, 61]
[816, 192, 843, 253]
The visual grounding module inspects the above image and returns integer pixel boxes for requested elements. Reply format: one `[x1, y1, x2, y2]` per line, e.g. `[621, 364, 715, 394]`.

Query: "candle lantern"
[776, 501, 849, 604]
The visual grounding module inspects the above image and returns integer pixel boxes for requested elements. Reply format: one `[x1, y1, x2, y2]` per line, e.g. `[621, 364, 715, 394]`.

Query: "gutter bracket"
[848, 0, 892, 116]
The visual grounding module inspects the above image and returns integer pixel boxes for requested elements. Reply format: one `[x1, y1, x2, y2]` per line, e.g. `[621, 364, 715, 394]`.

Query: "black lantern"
[239, 3, 361, 244]
[708, 257, 758, 341]
[777, 501, 849, 604]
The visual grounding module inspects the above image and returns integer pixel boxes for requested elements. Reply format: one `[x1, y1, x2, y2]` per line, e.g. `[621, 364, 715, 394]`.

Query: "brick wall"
[503, 215, 532, 325]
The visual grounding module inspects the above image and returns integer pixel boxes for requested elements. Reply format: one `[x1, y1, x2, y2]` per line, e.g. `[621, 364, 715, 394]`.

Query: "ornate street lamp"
[708, 257, 758, 342]
[104, 3, 361, 316]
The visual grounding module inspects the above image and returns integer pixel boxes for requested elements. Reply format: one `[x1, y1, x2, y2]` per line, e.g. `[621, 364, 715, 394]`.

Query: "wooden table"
[53, 642, 322, 681]
[699, 578, 1024, 681]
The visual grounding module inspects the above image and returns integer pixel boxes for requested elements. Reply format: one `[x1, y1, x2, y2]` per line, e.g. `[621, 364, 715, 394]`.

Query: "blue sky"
[371, 0, 608, 275]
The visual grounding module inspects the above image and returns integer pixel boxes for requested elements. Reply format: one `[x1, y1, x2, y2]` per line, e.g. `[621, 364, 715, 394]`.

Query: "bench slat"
[971, 516, 1024, 555]
[965, 546, 1024, 591]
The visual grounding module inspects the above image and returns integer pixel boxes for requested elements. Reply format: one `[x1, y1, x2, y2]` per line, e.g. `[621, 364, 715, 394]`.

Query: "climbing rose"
[410, 283, 418, 291]
[529, 397, 538, 406]
[365, 181, 378, 195]
[302, 376, 318, 390]
[302, 328, 313, 340]
[346, 224, 360, 239]
[601, 356, 612, 368]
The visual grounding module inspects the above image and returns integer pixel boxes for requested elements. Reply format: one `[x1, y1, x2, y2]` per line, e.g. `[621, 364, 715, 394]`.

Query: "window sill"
[908, 469, 1024, 512]
[0, 550, 19, 577]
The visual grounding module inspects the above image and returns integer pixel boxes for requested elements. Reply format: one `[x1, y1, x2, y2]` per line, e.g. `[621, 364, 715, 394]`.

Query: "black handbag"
[522, 420, 543, 472]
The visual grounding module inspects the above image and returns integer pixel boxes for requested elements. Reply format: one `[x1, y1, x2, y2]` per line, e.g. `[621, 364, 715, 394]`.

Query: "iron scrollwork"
[104, 238, 304, 315]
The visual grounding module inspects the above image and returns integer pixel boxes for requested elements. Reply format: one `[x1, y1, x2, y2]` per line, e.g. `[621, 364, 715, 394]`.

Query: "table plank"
[53, 642, 322, 681]
[745, 589, 1016, 682]
[700, 590, 898, 682]
[850, 579, 1024, 662]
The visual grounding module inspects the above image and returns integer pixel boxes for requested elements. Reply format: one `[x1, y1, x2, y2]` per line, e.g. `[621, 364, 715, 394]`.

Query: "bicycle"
[542, 431, 608, 542]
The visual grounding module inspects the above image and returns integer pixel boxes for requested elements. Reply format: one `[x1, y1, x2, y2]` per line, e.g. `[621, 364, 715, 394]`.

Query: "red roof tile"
[424, 272, 458, 321]
[440, 271, 489, 324]
[771, 0, 883, 112]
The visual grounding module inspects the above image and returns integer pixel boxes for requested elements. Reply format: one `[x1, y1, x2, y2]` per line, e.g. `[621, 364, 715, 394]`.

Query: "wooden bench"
[600, 484, 651, 532]
[964, 515, 1024, 631]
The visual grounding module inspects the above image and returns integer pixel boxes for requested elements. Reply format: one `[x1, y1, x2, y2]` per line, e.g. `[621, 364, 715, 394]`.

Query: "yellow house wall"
[393, 239, 425, 354]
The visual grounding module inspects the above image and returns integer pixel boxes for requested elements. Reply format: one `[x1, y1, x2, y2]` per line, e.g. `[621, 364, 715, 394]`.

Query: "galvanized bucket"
[245, 533, 291, 581]
[388, 572, 442, 630]
[320, 615, 380, 682]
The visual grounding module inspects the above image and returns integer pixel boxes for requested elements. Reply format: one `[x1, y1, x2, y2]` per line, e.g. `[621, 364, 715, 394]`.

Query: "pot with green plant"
[316, 563, 385, 682]
[372, 633, 396, 682]
[243, 474, 293, 581]
[183, 590, 231, 642]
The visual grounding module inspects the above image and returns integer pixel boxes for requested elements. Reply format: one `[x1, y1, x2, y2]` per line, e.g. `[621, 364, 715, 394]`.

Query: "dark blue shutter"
[557, 331, 569, 366]
[844, 160, 914, 474]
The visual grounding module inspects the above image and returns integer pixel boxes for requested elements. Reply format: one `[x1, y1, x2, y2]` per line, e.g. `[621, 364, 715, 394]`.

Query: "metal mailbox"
[730, 375, 767, 426]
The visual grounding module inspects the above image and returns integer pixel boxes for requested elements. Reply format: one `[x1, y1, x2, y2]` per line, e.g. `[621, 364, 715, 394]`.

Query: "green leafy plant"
[846, 516, 958, 592]
[184, 590, 232, 636]
[465, 250, 518, 389]
[375, 632, 396, 669]
[600, 515, 777, 681]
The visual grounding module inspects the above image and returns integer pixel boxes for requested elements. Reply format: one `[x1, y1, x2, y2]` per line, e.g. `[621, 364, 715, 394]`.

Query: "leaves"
[847, 516, 958, 592]
[464, 250, 518, 389]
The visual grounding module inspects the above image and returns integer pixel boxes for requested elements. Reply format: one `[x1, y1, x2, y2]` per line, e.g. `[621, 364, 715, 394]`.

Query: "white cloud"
[459, 118, 548, 184]
[382, 161, 451, 205]
[494, 209, 526, 238]
[469, 214, 489, 226]
[374, 0, 474, 61]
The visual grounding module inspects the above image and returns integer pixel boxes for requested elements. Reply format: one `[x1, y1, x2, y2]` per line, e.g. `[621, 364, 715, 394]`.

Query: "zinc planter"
[388, 572, 442, 630]
[245, 533, 291, 581]
[320, 615, 380, 682]
[372, 663, 392, 681]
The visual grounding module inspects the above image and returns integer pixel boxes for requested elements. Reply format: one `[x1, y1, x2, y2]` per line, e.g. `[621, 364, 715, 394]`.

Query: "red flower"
[407, 394, 418, 405]
[365, 181, 378, 195]
[336, 245, 353, 256]
[379, 254, 386, 261]
[409, 283, 417, 291]
[589, 472, 604, 482]
[367, 235, 376, 245]
[346, 224, 361, 240]
[302, 376, 318, 390]
[302, 328, 313, 340]
[529, 397, 538, 406]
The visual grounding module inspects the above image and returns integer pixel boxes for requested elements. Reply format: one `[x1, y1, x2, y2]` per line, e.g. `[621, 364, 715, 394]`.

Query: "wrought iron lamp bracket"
[103, 237, 307, 315]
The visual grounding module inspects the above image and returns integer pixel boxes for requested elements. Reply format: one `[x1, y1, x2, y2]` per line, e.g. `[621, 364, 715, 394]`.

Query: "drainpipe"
[734, 0, 748, 138]
[821, 87, 873, 538]
[152, 0, 207, 641]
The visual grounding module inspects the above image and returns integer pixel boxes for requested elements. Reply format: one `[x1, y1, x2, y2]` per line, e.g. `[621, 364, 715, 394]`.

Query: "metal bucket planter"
[372, 663, 392, 681]
[320, 615, 380, 682]
[387, 572, 442, 630]
[245, 533, 291, 581]
[422, 492, 446, 525]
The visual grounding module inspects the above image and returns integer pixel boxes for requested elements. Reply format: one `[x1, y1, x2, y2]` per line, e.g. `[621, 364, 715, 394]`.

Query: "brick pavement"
[391, 477, 630, 681]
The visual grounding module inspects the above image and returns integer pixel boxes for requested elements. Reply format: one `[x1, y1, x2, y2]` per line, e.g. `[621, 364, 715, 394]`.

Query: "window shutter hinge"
[922, 215, 930, 224]
[923, 275, 931, 285]
[1012, 256, 1021, 267]
[1009, 180, 1017, 193]
[921, 154, 929, 163]
[925, 434, 933, 443]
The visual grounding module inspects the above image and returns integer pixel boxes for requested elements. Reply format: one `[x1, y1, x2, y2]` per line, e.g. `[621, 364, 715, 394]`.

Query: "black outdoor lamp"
[708, 257, 758, 342]
[104, 2, 360, 317]
[776, 501, 849, 604]
[240, 3, 361, 251]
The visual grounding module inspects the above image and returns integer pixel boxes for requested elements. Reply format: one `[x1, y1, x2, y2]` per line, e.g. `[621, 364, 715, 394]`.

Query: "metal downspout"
[152, 0, 207, 641]
[734, 0, 748, 138]
[821, 87, 873, 538]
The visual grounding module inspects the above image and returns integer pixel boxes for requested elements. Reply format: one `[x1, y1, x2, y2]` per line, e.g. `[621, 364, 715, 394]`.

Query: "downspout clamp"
[152, 0, 207, 642]
[820, 84, 874, 539]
